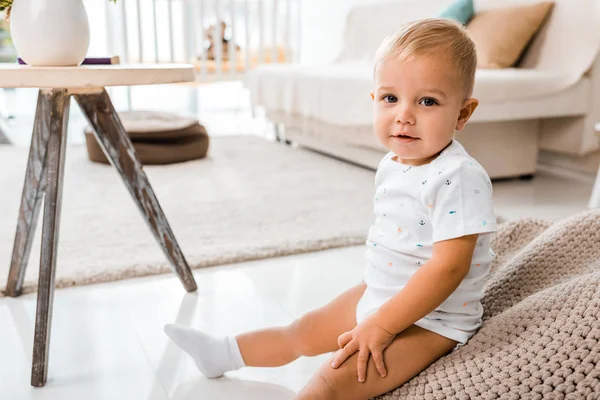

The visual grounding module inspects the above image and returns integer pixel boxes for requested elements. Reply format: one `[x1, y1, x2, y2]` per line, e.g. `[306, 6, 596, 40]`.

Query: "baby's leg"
[237, 281, 366, 367]
[164, 281, 366, 378]
[295, 325, 457, 400]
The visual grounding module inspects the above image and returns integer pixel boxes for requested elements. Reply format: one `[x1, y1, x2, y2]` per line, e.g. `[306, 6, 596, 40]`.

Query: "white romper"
[356, 139, 498, 345]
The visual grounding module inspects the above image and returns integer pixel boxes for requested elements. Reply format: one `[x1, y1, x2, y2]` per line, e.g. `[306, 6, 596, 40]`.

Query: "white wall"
[299, 0, 386, 64]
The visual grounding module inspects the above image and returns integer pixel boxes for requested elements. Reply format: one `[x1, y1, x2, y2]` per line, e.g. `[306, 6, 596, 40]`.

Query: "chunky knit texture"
[377, 210, 600, 399]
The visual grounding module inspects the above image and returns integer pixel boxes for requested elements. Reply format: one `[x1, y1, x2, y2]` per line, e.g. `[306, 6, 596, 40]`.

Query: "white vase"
[10, 0, 90, 66]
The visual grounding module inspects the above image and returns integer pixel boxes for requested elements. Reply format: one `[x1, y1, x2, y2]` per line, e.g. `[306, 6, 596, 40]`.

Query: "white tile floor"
[0, 84, 597, 399]
[1, 247, 367, 399]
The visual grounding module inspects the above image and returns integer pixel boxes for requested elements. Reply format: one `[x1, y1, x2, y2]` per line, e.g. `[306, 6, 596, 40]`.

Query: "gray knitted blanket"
[378, 210, 600, 399]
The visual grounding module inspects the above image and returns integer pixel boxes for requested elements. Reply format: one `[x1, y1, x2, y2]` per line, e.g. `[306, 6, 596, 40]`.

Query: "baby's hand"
[330, 315, 396, 382]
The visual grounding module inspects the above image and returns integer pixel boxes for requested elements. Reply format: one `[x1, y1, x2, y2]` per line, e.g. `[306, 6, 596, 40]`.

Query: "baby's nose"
[395, 106, 415, 125]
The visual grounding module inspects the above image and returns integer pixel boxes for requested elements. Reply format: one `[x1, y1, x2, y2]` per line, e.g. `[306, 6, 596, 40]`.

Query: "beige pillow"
[467, 2, 554, 69]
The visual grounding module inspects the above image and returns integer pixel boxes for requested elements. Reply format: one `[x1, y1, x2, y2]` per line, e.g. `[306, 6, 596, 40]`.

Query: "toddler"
[164, 18, 497, 400]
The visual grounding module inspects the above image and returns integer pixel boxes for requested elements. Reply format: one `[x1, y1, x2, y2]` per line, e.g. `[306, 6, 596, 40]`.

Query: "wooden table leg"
[31, 89, 70, 387]
[74, 89, 197, 292]
[5, 91, 52, 297]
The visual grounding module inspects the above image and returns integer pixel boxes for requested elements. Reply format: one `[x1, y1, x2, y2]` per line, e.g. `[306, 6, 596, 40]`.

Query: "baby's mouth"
[391, 133, 419, 140]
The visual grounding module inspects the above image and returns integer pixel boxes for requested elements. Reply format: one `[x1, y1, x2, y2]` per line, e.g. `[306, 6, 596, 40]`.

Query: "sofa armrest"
[335, 0, 453, 62]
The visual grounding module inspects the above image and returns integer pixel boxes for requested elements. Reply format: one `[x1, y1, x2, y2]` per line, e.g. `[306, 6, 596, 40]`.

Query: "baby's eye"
[382, 95, 398, 103]
[419, 97, 438, 107]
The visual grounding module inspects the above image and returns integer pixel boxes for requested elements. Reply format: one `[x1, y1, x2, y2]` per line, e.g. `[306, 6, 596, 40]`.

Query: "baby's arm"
[330, 234, 479, 381]
[375, 233, 478, 335]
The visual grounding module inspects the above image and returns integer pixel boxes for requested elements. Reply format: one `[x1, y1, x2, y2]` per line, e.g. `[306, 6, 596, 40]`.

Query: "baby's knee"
[298, 369, 344, 400]
[289, 313, 321, 357]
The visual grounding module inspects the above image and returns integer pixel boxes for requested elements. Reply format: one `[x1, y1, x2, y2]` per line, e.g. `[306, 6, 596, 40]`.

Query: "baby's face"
[372, 55, 477, 166]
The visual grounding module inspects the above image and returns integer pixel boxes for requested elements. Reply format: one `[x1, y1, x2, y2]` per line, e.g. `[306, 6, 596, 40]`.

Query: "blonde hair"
[374, 18, 477, 98]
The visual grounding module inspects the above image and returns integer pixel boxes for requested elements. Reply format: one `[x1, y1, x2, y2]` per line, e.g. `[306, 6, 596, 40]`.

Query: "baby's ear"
[456, 98, 479, 131]
[370, 92, 375, 101]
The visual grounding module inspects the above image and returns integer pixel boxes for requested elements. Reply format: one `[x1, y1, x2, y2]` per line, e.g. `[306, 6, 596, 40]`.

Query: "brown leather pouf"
[85, 110, 210, 165]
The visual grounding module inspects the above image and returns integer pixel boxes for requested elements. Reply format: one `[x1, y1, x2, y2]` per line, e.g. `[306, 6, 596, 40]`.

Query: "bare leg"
[236, 282, 367, 367]
[295, 325, 458, 400]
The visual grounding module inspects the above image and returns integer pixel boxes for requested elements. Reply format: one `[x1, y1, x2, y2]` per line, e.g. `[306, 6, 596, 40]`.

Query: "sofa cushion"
[472, 68, 572, 103]
[438, 0, 475, 25]
[467, 1, 554, 68]
[470, 76, 589, 123]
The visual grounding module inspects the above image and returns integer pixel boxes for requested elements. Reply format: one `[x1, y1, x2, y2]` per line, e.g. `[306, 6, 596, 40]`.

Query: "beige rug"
[0, 136, 375, 296]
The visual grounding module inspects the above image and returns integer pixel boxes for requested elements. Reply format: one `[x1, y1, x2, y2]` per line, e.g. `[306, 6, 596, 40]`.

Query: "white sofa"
[245, 0, 600, 179]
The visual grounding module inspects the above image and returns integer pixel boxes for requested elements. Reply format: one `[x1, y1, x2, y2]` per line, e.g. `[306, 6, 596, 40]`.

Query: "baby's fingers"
[357, 347, 370, 383]
[331, 340, 357, 369]
[337, 331, 352, 349]
[372, 350, 387, 378]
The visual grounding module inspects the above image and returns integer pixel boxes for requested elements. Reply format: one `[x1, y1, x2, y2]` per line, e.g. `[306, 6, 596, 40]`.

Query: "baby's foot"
[164, 324, 246, 378]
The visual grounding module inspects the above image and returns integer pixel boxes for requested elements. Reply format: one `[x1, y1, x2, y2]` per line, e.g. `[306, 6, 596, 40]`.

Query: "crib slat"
[214, 0, 223, 77]
[229, 0, 236, 75]
[152, 0, 159, 62]
[258, 0, 264, 64]
[119, 0, 129, 63]
[271, 0, 278, 64]
[197, 0, 207, 79]
[284, 0, 291, 62]
[192, 0, 203, 77]
[296, 0, 301, 63]
[184, 0, 195, 64]
[168, 0, 175, 62]
[244, 0, 251, 72]
[136, 0, 143, 62]
[105, 1, 115, 56]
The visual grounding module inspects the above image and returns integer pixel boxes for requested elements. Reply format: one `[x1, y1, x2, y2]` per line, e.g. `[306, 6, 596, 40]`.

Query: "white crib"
[104, 0, 301, 82]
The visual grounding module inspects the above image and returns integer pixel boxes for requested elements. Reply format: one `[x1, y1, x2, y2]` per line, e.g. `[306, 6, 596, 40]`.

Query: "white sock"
[163, 324, 246, 378]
